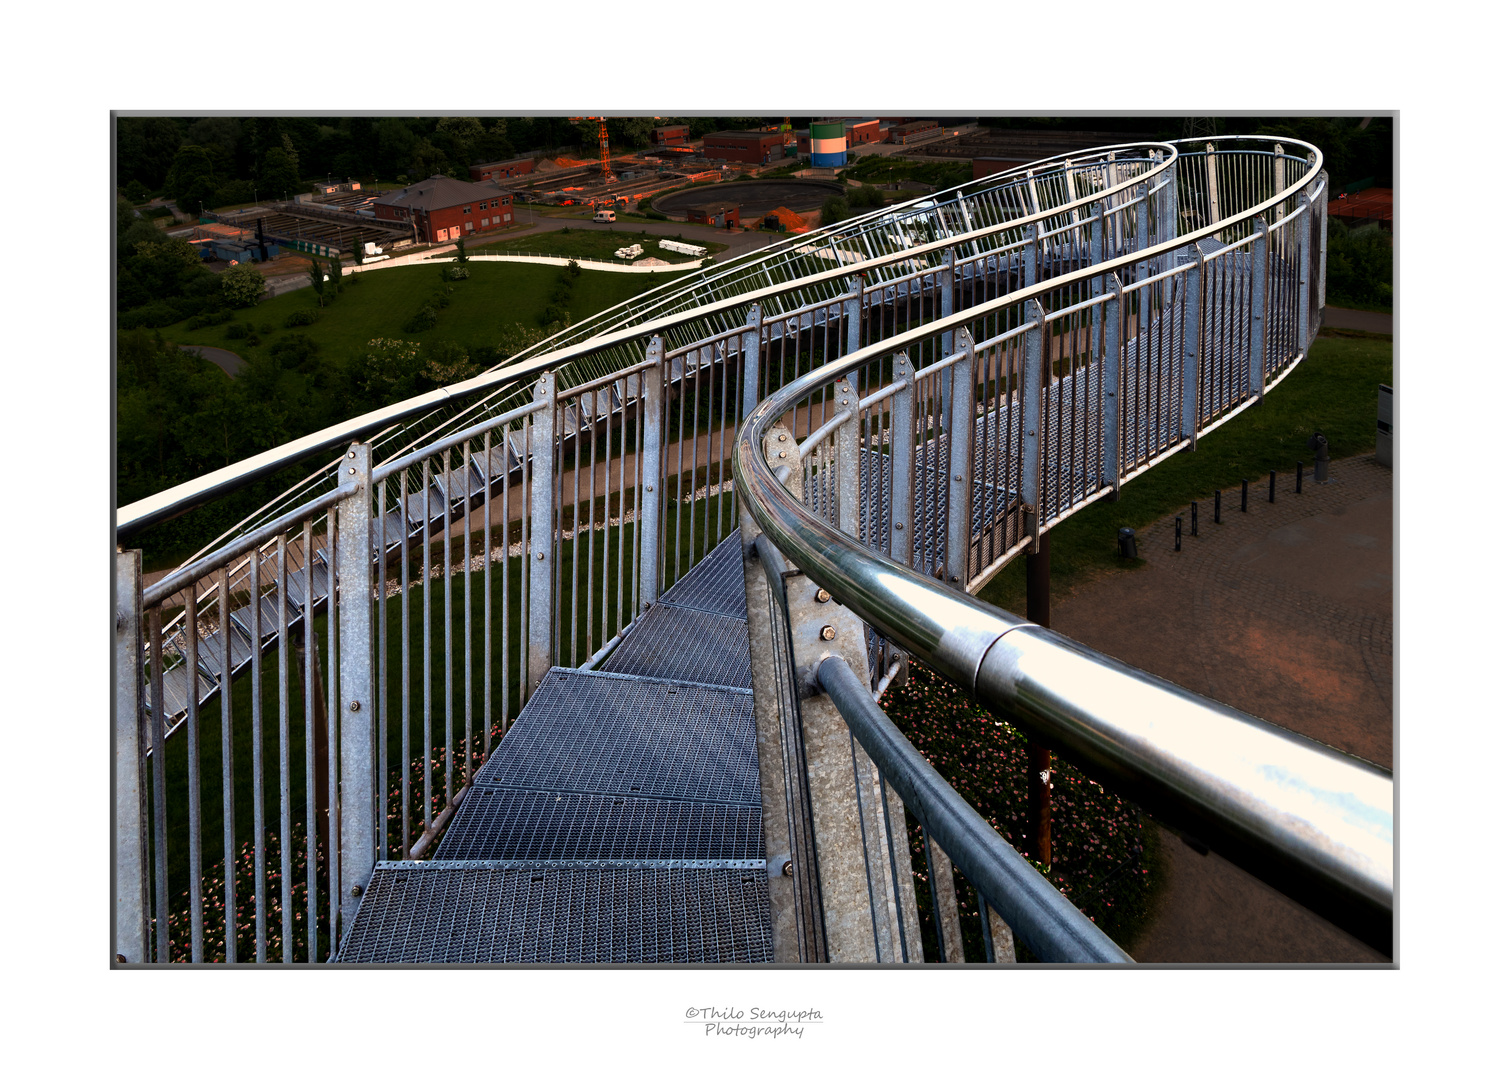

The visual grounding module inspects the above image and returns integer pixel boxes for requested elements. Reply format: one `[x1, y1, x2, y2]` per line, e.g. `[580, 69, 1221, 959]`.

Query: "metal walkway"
[336, 533, 773, 963]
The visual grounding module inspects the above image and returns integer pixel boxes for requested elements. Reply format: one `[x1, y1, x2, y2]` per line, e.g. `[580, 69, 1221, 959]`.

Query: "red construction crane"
[569, 116, 612, 183]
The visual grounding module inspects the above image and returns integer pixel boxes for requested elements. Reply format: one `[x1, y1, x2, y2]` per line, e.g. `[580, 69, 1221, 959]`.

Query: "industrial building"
[372, 175, 515, 243]
[701, 130, 786, 165]
[652, 125, 690, 146]
[470, 156, 537, 183]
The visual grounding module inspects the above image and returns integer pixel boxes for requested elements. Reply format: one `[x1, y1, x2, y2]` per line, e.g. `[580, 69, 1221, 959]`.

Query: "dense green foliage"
[1326, 218, 1393, 310]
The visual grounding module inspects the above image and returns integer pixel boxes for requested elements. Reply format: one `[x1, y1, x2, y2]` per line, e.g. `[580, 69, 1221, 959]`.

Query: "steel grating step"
[336, 862, 773, 964]
[659, 530, 748, 619]
[433, 788, 763, 862]
[474, 668, 759, 806]
[599, 603, 752, 689]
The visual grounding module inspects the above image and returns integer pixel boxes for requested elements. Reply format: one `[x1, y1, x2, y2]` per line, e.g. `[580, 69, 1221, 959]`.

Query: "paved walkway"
[1049, 453, 1393, 962]
[1321, 306, 1393, 335]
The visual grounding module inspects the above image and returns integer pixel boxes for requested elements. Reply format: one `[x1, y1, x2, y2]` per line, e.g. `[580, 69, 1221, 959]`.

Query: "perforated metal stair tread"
[658, 531, 748, 618]
[336, 863, 773, 964]
[473, 669, 759, 806]
[599, 604, 752, 689]
[433, 788, 763, 862]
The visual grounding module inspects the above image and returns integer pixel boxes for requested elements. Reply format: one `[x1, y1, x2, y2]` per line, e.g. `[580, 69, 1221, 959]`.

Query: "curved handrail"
[733, 136, 1391, 952]
[118, 142, 1178, 538]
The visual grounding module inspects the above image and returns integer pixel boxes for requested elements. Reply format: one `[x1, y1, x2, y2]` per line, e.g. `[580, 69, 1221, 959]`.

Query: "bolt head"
[778, 450, 787, 458]
[347, 451, 356, 459]
[820, 625, 836, 641]
[782, 860, 794, 878]
[349, 700, 360, 712]
[895, 522, 903, 530]
[351, 885, 363, 897]
[778, 433, 787, 442]
[537, 552, 545, 560]
[815, 588, 831, 603]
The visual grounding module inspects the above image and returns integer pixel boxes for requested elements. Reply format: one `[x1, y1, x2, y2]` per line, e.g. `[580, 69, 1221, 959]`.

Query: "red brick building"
[653, 125, 689, 146]
[702, 130, 785, 165]
[372, 175, 514, 243]
[686, 203, 740, 229]
[469, 156, 536, 182]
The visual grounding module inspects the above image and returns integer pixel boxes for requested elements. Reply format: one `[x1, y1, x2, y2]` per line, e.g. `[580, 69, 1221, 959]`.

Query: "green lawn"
[163, 260, 695, 362]
[463, 227, 727, 265]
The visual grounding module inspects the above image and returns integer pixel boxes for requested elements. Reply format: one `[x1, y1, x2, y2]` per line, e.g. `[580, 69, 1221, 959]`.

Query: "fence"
[113, 137, 1383, 964]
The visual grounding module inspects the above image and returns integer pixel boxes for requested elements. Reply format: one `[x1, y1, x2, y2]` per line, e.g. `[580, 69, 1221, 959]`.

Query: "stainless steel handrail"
[732, 136, 1390, 954]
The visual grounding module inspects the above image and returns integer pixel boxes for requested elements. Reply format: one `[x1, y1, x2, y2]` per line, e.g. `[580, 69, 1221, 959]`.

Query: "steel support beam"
[115, 549, 148, 964]
[527, 371, 557, 698]
[337, 442, 376, 929]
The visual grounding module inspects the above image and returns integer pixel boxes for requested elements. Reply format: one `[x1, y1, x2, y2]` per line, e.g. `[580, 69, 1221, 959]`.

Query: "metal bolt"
[820, 625, 836, 641]
[537, 552, 545, 560]
[895, 522, 903, 530]
[347, 451, 356, 459]
[954, 474, 962, 481]
[778, 433, 788, 442]
[782, 860, 794, 878]
[349, 700, 360, 712]
[778, 450, 787, 458]
[815, 588, 831, 603]
[350, 885, 363, 898]
[115, 954, 128, 964]
[645, 483, 653, 491]
[950, 575, 959, 582]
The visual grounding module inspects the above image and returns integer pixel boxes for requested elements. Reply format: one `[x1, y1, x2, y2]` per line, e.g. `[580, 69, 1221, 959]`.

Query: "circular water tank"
[810, 121, 847, 167]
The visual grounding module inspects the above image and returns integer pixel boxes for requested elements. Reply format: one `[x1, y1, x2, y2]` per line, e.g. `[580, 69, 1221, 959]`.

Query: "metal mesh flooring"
[434, 788, 763, 863]
[337, 863, 773, 963]
[659, 531, 748, 619]
[473, 669, 760, 806]
[599, 603, 753, 689]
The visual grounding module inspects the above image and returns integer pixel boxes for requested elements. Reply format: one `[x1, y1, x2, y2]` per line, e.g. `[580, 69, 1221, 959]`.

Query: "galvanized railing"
[114, 137, 1362, 964]
[732, 137, 1391, 959]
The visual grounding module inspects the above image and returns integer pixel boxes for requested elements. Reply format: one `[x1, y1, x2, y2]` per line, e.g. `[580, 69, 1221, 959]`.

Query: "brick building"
[653, 125, 690, 146]
[372, 175, 515, 243]
[686, 203, 740, 229]
[888, 119, 941, 145]
[701, 130, 785, 165]
[469, 156, 536, 183]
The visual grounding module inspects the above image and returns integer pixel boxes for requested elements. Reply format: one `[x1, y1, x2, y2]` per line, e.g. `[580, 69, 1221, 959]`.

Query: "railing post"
[1022, 220, 1038, 290]
[937, 251, 956, 432]
[945, 329, 976, 589]
[1316, 175, 1329, 311]
[527, 371, 558, 698]
[1159, 171, 1178, 305]
[738, 427, 812, 962]
[888, 353, 916, 569]
[1022, 301, 1046, 552]
[1250, 218, 1269, 398]
[1102, 280, 1123, 495]
[638, 338, 665, 611]
[115, 549, 148, 964]
[835, 375, 860, 538]
[924, 834, 965, 962]
[740, 303, 762, 423]
[1182, 245, 1204, 448]
[1297, 192, 1313, 353]
[337, 441, 376, 932]
[1204, 142, 1221, 230]
[1089, 204, 1104, 366]
[1273, 143, 1287, 219]
[1135, 182, 1150, 283]
[785, 572, 921, 963]
[844, 274, 862, 357]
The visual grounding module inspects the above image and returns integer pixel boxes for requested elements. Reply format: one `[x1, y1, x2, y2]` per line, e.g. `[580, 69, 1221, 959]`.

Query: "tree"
[166, 144, 218, 212]
[308, 258, 326, 306]
[421, 340, 478, 387]
[259, 146, 300, 201]
[350, 235, 364, 267]
[820, 196, 852, 226]
[221, 261, 266, 308]
[328, 255, 343, 295]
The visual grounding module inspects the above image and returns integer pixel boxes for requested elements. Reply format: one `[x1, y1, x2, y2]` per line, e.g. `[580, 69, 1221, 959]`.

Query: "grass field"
[161, 260, 696, 363]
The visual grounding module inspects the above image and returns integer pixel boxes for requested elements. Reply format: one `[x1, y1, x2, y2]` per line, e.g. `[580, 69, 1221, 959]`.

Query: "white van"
[592, 209, 617, 224]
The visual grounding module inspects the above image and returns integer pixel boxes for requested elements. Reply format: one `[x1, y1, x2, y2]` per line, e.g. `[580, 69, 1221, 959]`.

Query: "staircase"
[335, 533, 774, 963]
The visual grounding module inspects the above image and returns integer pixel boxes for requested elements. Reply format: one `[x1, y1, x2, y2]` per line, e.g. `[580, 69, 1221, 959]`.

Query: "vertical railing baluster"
[149, 606, 169, 963]
[1250, 218, 1269, 402]
[422, 458, 432, 833]
[483, 433, 494, 755]
[946, 330, 975, 589]
[115, 550, 148, 964]
[1181, 246, 1202, 449]
[464, 439, 474, 782]
[400, 470, 411, 854]
[185, 580, 203, 963]
[217, 566, 236, 963]
[250, 554, 265, 962]
[276, 536, 291, 962]
[1297, 191, 1313, 353]
[1102, 281, 1123, 494]
[1022, 301, 1046, 551]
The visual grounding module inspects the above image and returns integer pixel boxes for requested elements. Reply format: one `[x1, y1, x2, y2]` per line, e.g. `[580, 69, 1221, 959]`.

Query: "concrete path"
[179, 344, 245, 377]
[1322, 305, 1393, 335]
[1049, 453, 1393, 962]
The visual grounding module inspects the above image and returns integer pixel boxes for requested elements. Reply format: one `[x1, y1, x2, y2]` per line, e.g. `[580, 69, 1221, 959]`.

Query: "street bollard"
[1308, 431, 1330, 483]
[1241, 478, 1249, 512]
[1117, 527, 1138, 559]
[1175, 516, 1182, 552]
[1190, 501, 1198, 537]
[1214, 489, 1221, 524]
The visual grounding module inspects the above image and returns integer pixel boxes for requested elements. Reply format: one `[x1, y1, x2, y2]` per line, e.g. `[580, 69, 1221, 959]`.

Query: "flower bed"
[880, 665, 1159, 959]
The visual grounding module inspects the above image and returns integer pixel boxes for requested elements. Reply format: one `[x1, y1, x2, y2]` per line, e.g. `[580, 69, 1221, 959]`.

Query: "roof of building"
[703, 130, 780, 141]
[472, 156, 535, 171]
[373, 175, 509, 212]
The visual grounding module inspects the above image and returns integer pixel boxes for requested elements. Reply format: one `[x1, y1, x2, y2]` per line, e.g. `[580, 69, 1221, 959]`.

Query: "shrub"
[541, 303, 571, 327]
[448, 264, 470, 280]
[220, 260, 267, 309]
[283, 309, 320, 328]
[224, 322, 249, 340]
[258, 322, 272, 334]
[403, 304, 439, 333]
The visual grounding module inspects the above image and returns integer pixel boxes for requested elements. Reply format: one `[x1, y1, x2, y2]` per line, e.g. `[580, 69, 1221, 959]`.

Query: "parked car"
[593, 209, 617, 223]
